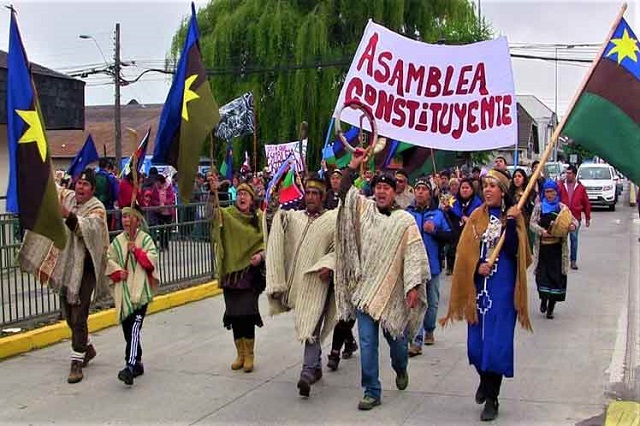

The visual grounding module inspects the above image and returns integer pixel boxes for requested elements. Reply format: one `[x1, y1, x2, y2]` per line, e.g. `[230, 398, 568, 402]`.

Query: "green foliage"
[170, 0, 490, 170]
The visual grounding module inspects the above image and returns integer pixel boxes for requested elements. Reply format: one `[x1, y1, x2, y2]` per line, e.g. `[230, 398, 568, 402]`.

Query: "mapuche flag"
[152, 2, 220, 203]
[6, 10, 66, 249]
[561, 16, 640, 184]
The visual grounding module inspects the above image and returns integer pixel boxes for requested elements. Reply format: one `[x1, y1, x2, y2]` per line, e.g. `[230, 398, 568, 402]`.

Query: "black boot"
[327, 350, 341, 371]
[342, 339, 358, 359]
[539, 298, 547, 313]
[480, 398, 499, 421]
[475, 381, 486, 404]
[546, 300, 556, 319]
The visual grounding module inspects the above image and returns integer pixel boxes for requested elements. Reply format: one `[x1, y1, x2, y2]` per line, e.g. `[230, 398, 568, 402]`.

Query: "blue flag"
[152, 2, 219, 203]
[6, 9, 67, 249]
[67, 135, 99, 180]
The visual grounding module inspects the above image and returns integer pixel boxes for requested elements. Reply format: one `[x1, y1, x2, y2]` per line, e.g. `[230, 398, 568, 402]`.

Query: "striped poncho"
[335, 186, 430, 339]
[106, 230, 159, 323]
[265, 209, 337, 343]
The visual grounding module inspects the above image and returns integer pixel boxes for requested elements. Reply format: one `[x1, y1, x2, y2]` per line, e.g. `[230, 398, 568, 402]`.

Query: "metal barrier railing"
[0, 201, 223, 328]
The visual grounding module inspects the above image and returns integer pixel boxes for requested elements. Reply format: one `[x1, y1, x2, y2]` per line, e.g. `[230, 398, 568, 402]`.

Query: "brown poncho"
[440, 204, 533, 331]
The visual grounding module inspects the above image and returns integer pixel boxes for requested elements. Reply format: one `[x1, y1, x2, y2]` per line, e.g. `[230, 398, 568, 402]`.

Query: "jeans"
[414, 274, 440, 346]
[356, 310, 408, 400]
[569, 222, 581, 262]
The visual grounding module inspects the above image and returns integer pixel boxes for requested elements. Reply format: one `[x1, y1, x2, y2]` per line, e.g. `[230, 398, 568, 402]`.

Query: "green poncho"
[212, 206, 264, 279]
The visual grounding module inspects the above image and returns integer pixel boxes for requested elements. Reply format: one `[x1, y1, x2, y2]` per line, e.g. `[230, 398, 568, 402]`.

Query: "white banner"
[333, 21, 517, 152]
[264, 139, 307, 175]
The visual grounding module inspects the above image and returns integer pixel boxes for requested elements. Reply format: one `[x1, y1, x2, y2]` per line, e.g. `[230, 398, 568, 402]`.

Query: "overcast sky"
[0, 0, 637, 118]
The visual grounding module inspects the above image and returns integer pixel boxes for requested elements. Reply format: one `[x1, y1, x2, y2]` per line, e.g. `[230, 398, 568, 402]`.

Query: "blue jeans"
[569, 222, 580, 262]
[356, 310, 408, 400]
[414, 274, 440, 346]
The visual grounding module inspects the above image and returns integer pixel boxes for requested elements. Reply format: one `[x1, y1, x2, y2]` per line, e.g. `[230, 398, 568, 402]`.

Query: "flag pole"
[298, 121, 308, 176]
[486, 2, 628, 267]
[252, 102, 258, 175]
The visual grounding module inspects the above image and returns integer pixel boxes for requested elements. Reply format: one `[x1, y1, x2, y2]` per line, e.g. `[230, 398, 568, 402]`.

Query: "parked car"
[577, 163, 618, 211]
[507, 165, 532, 177]
[543, 162, 565, 181]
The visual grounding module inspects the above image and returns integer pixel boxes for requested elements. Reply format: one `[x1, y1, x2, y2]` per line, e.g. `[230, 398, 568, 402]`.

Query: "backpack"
[95, 171, 114, 209]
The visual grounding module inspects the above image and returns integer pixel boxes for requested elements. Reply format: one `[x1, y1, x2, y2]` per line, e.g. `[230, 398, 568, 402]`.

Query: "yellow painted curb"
[606, 401, 640, 426]
[0, 281, 221, 361]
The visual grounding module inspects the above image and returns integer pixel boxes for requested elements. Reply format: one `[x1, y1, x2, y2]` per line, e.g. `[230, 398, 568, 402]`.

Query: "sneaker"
[342, 340, 358, 359]
[570, 262, 578, 270]
[297, 376, 311, 398]
[408, 344, 422, 357]
[118, 367, 134, 386]
[357, 395, 381, 410]
[395, 370, 409, 390]
[132, 362, 145, 378]
[424, 331, 435, 346]
[480, 398, 499, 421]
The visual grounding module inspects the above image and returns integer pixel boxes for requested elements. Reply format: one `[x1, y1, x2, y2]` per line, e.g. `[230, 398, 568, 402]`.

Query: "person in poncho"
[265, 173, 337, 398]
[334, 150, 429, 411]
[530, 180, 577, 319]
[106, 203, 159, 386]
[17, 168, 109, 384]
[211, 179, 265, 373]
[440, 169, 532, 422]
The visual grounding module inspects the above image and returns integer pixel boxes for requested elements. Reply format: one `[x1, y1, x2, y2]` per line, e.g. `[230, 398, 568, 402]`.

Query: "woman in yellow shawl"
[441, 169, 532, 422]
[210, 176, 265, 373]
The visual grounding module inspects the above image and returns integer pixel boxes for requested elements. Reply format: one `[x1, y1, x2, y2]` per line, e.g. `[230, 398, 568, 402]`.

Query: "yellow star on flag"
[16, 108, 47, 162]
[606, 28, 640, 64]
[182, 74, 200, 121]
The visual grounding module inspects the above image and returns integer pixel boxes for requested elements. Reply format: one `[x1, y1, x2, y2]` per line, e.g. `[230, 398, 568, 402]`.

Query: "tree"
[170, 0, 490, 170]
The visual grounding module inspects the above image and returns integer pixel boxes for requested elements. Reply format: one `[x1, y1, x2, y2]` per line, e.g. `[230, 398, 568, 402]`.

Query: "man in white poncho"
[265, 174, 337, 399]
[335, 151, 430, 411]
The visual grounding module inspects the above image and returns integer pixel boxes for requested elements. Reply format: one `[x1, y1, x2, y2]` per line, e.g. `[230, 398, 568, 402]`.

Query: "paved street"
[0, 202, 636, 425]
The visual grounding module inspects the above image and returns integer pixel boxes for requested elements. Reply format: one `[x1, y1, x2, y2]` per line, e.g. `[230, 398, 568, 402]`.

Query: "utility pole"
[114, 23, 122, 168]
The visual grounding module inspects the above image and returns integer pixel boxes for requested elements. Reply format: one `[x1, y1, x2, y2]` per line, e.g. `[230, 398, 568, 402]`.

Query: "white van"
[577, 163, 618, 211]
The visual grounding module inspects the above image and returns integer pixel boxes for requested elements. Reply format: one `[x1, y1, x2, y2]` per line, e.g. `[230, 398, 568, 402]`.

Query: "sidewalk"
[0, 205, 634, 425]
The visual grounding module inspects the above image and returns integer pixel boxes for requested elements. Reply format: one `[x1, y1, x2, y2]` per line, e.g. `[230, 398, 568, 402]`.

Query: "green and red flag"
[6, 10, 66, 249]
[152, 2, 220, 202]
[561, 15, 640, 184]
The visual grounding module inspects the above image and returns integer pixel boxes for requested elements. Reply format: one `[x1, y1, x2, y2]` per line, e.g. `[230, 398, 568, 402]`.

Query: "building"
[494, 95, 559, 166]
[0, 50, 85, 211]
[48, 101, 162, 172]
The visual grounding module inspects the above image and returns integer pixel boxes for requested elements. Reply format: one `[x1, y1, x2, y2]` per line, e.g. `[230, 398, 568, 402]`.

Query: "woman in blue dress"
[441, 169, 532, 422]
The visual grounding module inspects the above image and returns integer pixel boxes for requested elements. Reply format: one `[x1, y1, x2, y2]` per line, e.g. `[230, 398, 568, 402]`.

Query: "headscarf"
[122, 205, 149, 234]
[541, 179, 561, 214]
[485, 169, 510, 194]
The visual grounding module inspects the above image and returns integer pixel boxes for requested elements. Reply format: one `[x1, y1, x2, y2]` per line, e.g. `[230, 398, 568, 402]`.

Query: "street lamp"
[78, 34, 109, 66]
[79, 24, 122, 167]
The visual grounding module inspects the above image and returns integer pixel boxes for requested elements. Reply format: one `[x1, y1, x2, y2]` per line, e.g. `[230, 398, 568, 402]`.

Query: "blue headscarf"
[541, 179, 561, 214]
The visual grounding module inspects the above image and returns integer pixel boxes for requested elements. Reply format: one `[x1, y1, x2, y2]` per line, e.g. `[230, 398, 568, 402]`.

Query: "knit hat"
[236, 182, 256, 199]
[77, 168, 97, 189]
[372, 173, 397, 190]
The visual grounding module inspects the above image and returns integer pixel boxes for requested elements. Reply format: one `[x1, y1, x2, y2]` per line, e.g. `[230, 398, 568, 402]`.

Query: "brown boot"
[67, 360, 83, 384]
[82, 344, 97, 367]
[243, 338, 255, 372]
[231, 339, 245, 371]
